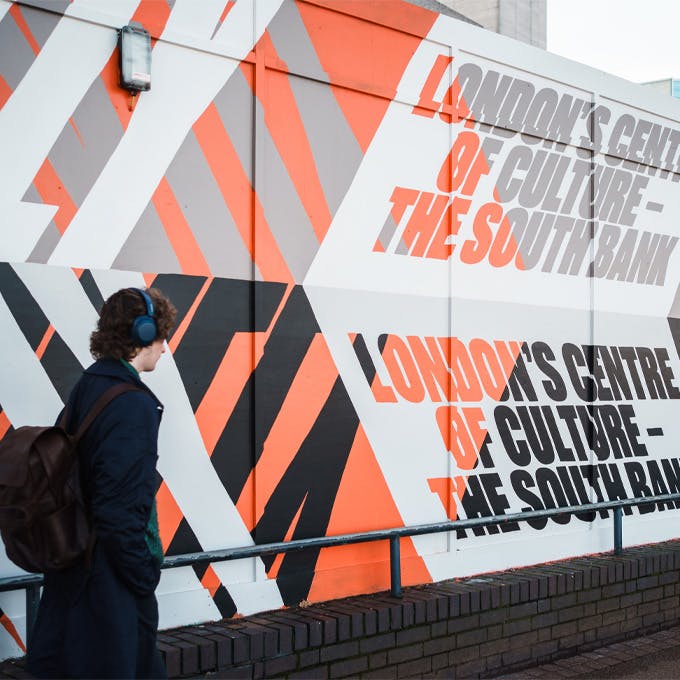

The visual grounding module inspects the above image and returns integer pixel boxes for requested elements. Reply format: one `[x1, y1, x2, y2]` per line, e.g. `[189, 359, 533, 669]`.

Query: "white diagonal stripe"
[0, 0, 139, 261]
[0, 1, 11, 26]
[0, 294, 63, 426]
[157, 567, 220, 628]
[48, 0, 285, 271]
[12, 263, 98, 368]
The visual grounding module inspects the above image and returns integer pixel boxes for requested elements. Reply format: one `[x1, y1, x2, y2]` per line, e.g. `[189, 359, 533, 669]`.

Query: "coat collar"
[84, 358, 163, 410]
[85, 358, 143, 385]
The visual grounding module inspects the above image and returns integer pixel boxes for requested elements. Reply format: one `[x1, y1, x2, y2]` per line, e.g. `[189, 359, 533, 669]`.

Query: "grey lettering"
[558, 219, 592, 275]
[589, 223, 621, 277]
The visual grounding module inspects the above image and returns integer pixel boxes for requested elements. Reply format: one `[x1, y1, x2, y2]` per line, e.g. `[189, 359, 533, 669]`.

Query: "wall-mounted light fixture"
[118, 24, 151, 111]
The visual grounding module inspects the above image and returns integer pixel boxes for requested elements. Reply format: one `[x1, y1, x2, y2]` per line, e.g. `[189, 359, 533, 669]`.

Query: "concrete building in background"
[642, 78, 680, 100]
[438, 0, 546, 47]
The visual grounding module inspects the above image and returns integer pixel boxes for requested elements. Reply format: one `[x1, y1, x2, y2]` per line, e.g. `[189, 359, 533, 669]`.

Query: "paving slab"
[498, 626, 680, 680]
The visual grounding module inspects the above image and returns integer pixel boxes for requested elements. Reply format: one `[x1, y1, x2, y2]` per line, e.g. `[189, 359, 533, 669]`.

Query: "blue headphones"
[129, 288, 157, 346]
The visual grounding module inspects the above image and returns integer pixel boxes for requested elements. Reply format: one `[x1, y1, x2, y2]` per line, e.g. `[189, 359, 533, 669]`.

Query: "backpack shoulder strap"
[73, 383, 142, 442]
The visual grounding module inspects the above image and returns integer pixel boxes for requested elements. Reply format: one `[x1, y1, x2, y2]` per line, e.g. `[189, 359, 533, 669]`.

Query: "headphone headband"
[132, 287, 154, 317]
[129, 288, 157, 346]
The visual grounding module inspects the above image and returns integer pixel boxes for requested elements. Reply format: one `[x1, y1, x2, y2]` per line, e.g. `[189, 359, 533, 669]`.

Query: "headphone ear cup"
[131, 315, 157, 346]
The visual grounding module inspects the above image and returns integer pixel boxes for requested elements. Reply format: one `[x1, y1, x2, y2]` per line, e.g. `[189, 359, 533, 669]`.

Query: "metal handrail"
[3, 492, 679, 648]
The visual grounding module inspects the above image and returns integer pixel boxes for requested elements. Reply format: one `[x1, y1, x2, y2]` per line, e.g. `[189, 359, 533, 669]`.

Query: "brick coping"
[2, 625, 678, 679]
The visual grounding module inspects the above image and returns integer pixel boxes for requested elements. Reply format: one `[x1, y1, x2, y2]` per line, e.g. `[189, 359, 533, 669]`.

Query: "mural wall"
[1, 0, 680, 658]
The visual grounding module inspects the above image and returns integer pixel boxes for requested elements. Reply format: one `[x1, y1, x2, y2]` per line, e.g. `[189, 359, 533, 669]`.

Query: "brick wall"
[157, 540, 680, 678]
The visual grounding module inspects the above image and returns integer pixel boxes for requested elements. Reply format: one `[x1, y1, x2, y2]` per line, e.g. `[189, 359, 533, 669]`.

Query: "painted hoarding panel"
[1, 0, 679, 658]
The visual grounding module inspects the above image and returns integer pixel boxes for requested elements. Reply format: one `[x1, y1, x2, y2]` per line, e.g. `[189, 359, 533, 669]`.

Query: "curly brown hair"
[90, 287, 177, 361]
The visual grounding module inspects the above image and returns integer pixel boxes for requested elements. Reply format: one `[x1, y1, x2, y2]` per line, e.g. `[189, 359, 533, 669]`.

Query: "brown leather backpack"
[0, 383, 139, 573]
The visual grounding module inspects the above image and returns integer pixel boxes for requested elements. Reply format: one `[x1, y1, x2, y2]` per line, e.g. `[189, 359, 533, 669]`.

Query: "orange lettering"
[436, 131, 479, 193]
[427, 476, 467, 519]
[383, 335, 425, 402]
[407, 336, 452, 401]
[413, 54, 453, 118]
[448, 338, 483, 401]
[389, 186, 419, 223]
[488, 213, 517, 267]
[436, 406, 487, 470]
[426, 196, 471, 260]
[469, 338, 507, 400]
[460, 202, 497, 264]
[402, 192, 449, 257]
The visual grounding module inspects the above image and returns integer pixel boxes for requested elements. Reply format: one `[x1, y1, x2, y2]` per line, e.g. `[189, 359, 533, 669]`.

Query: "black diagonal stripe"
[154, 470, 164, 495]
[192, 562, 236, 618]
[212, 585, 237, 619]
[352, 334, 378, 385]
[77, 270, 105, 313]
[192, 562, 209, 581]
[151, 273, 208, 343]
[166, 517, 201, 557]
[253, 285, 320, 450]
[40, 331, 82, 403]
[254, 376, 359, 606]
[211, 285, 319, 503]
[0, 263, 50, 350]
[170, 278, 285, 411]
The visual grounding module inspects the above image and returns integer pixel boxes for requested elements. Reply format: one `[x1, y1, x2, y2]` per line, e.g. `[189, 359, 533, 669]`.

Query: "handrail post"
[25, 582, 40, 648]
[614, 506, 623, 556]
[389, 536, 402, 598]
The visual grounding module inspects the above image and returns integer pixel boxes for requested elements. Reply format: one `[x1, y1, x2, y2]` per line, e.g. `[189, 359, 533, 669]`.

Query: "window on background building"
[672, 79, 680, 99]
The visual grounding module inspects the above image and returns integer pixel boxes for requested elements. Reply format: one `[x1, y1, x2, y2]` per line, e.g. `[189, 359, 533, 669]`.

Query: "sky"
[546, 0, 679, 85]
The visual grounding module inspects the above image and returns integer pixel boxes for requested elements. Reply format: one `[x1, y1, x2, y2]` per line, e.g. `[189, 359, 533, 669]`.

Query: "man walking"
[27, 287, 176, 679]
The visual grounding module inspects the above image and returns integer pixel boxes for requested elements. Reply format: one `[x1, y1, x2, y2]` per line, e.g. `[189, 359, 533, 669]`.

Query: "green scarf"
[145, 502, 164, 566]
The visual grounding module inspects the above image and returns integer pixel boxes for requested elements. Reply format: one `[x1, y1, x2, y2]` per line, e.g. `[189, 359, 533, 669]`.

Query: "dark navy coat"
[27, 359, 166, 679]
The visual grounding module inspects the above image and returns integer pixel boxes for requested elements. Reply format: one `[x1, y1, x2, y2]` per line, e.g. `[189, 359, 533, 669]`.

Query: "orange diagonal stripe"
[267, 493, 307, 580]
[100, 52, 133, 131]
[33, 158, 78, 235]
[0, 613, 25, 653]
[0, 411, 11, 440]
[10, 4, 40, 56]
[255, 31, 332, 242]
[69, 117, 85, 148]
[156, 481, 184, 552]
[152, 177, 211, 276]
[201, 564, 222, 598]
[219, 1, 236, 24]
[143, 272, 156, 289]
[195, 284, 291, 457]
[131, 0, 172, 43]
[195, 331, 265, 456]
[296, 1, 433, 152]
[308, 424, 431, 602]
[0, 73, 12, 109]
[236, 333, 338, 530]
[35, 325, 56, 360]
[192, 103, 292, 284]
